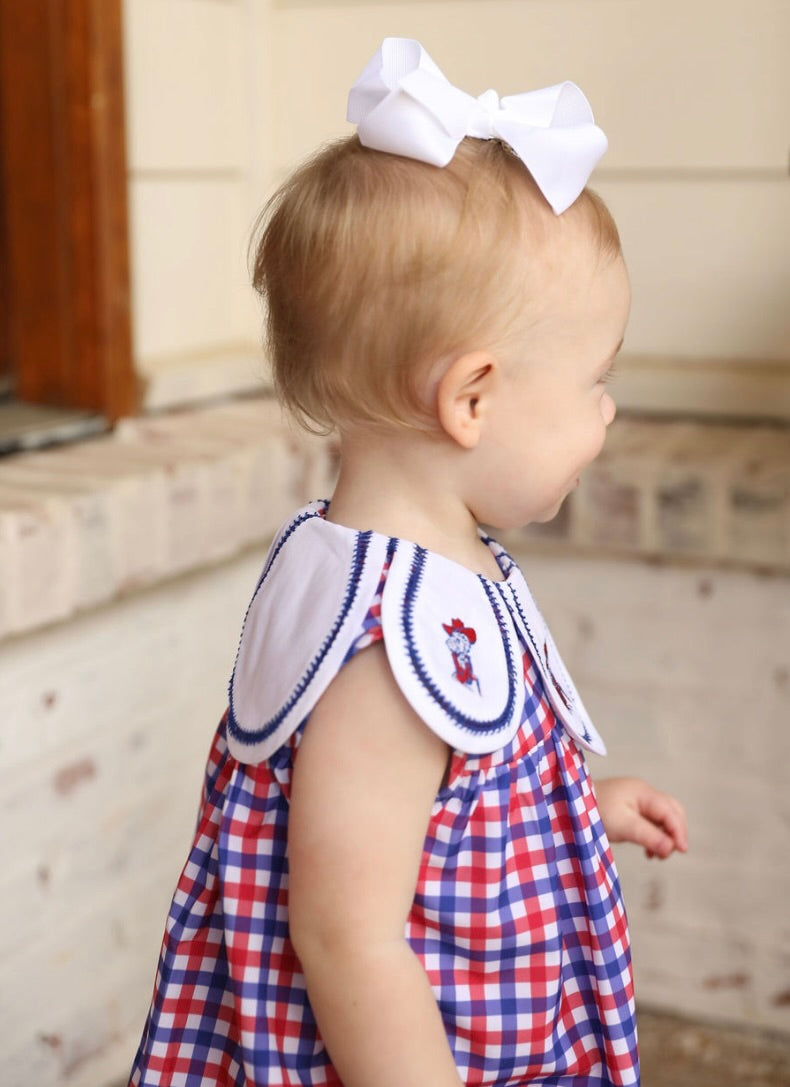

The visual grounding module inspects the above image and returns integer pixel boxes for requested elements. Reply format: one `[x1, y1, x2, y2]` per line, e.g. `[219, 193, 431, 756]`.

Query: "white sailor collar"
[227, 501, 606, 764]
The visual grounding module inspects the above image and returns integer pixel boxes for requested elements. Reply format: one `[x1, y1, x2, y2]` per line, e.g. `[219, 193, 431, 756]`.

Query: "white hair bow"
[347, 37, 608, 215]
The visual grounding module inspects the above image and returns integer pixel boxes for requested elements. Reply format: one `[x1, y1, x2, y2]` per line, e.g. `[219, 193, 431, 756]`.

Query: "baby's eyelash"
[599, 363, 618, 384]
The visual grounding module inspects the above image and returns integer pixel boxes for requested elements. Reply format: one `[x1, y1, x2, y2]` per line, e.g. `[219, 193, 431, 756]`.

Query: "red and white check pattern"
[130, 564, 638, 1086]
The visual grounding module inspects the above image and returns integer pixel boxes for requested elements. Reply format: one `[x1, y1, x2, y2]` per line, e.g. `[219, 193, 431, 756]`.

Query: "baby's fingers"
[639, 790, 688, 854]
[629, 814, 679, 859]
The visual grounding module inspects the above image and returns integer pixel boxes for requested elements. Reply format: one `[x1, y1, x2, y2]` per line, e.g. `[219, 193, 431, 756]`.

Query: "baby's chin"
[531, 506, 564, 526]
[479, 486, 574, 532]
[531, 489, 575, 525]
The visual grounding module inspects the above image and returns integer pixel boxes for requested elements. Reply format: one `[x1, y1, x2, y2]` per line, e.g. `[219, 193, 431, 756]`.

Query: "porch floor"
[639, 1007, 790, 1087]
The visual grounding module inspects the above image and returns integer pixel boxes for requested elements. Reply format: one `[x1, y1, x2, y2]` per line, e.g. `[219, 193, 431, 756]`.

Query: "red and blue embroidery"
[443, 617, 481, 693]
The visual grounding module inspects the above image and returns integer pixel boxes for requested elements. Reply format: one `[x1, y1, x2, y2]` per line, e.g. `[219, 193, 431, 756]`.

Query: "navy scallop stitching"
[502, 583, 592, 743]
[227, 506, 322, 723]
[477, 531, 517, 580]
[500, 582, 543, 668]
[228, 515, 372, 746]
[401, 546, 519, 735]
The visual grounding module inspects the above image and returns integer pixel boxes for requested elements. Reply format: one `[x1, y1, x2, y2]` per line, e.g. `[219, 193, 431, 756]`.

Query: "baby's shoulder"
[226, 502, 530, 764]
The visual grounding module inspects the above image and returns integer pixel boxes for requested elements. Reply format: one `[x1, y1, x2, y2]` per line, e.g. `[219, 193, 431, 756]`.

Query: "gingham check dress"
[130, 503, 639, 1086]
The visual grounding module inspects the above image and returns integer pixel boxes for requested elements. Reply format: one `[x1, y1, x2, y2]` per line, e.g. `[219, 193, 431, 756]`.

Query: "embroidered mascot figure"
[443, 618, 481, 694]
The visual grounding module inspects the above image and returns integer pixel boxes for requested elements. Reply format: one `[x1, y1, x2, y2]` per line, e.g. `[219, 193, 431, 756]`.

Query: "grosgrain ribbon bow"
[347, 37, 608, 215]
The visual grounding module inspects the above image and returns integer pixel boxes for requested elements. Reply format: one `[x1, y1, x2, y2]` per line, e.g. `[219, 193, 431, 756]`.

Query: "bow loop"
[349, 40, 479, 166]
[347, 38, 607, 214]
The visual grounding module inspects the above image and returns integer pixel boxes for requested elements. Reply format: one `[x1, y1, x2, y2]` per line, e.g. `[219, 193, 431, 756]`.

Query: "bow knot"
[468, 89, 501, 140]
[347, 38, 608, 215]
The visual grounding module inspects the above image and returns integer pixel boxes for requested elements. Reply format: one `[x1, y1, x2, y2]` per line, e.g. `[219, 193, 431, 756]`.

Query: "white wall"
[527, 551, 790, 1034]
[2, 544, 788, 1086]
[0, 552, 266, 1086]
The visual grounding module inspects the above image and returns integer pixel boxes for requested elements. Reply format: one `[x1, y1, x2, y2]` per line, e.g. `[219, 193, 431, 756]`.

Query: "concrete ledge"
[515, 417, 790, 573]
[0, 398, 335, 640]
[1, 404, 788, 641]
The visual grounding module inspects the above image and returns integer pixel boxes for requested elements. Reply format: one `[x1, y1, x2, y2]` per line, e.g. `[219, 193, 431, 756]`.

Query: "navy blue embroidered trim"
[227, 512, 372, 746]
[401, 546, 519, 735]
[386, 536, 399, 563]
[499, 583, 542, 672]
[477, 531, 517, 579]
[501, 584, 591, 742]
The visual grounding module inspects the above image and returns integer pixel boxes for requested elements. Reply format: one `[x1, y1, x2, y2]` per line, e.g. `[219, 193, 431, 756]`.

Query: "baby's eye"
[598, 363, 617, 384]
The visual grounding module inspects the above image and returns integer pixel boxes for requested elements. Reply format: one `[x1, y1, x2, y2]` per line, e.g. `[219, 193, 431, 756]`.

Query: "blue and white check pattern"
[130, 546, 638, 1086]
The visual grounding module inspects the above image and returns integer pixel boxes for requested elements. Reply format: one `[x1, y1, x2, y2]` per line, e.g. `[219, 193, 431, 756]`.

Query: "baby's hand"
[595, 777, 688, 859]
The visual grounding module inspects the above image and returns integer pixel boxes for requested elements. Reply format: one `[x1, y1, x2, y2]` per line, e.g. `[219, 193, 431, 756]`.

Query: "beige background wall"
[122, 0, 267, 408]
[271, 0, 790, 368]
[123, 0, 790, 414]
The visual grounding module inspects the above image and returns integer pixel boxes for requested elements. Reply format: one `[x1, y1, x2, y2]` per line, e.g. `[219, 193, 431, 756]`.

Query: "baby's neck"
[326, 431, 502, 580]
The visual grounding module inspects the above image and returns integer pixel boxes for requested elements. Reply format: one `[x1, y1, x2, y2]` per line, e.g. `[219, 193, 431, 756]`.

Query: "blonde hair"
[251, 135, 620, 433]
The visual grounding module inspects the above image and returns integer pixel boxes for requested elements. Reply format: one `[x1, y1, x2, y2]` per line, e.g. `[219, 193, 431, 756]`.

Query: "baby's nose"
[601, 393, 616, 427]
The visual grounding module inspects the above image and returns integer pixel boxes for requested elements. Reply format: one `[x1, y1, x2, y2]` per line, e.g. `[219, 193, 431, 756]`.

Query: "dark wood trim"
[0, 77, 11, 389]
[0, 0, 136, 420]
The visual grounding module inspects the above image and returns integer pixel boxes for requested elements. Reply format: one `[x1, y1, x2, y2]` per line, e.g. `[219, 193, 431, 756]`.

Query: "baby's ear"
[436, 351, 497, 449]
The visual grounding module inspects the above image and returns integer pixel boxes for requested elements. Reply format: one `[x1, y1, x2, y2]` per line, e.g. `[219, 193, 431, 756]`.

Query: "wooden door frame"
[0, 0, 136, 420]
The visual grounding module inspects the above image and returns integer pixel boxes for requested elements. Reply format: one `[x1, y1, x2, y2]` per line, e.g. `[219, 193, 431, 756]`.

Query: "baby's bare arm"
[288, 643, 463, 1087]
[596, 777, 688, 859]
